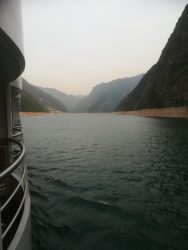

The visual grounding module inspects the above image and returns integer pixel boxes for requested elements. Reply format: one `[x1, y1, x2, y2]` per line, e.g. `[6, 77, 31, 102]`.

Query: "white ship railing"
[0, 132, 27, 249]
[12, 130, 23, 140]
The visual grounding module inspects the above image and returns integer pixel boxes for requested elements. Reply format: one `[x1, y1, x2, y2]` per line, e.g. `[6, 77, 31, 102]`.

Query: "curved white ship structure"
[0, 0, 31, 249]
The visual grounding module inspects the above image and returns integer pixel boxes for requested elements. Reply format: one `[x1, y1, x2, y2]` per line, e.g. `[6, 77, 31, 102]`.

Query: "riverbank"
[20, 107, 188, 118]
[20, 112, 64, 117]
[116, 106, 188, 118]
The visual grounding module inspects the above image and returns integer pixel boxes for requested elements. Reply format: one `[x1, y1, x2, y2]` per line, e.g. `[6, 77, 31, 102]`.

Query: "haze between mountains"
[21, 5, 188, 118]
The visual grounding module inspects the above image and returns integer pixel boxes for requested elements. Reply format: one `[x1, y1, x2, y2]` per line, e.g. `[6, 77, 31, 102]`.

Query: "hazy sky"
[22, 0, 187, 95]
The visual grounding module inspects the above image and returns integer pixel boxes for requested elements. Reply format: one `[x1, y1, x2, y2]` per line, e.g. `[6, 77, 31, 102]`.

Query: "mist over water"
[22, 114, 188, 250]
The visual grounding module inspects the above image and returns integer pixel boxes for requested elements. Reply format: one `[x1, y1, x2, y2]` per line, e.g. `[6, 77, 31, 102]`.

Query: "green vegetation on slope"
[21, 91, 47, 112]
[22, 79, 68, 112]
[40, 87, 82, 112]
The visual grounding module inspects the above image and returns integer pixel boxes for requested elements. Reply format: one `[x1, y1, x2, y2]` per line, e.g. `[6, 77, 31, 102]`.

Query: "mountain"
[21, 91, 47, 112]
[22, 79, 68, 112]
[73, 74, 144, 113]
[40, 87, 82, 112]
[117, 5, 188, 111]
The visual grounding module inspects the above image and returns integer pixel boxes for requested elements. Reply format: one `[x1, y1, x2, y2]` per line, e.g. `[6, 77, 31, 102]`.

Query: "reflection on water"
[22, 114, 188, 250]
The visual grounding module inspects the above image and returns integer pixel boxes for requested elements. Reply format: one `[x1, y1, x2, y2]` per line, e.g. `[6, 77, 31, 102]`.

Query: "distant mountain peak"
[73, 74, 144, 113]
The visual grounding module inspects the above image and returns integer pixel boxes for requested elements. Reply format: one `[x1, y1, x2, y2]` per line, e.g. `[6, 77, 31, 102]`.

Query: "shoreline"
[20, 106, 188, 118]
[20, 112, 64, 117]
[116, 106, 188, 118]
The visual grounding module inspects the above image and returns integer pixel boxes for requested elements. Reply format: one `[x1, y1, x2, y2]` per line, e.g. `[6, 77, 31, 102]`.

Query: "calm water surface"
[22, 114, 188, 250]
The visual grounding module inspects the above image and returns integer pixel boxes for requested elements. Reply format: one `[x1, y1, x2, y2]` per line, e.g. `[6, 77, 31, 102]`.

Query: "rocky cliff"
[117, 5, 188, 111]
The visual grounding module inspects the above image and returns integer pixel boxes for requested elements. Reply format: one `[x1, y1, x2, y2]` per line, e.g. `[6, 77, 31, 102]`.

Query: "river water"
[22, 114, 188, 250]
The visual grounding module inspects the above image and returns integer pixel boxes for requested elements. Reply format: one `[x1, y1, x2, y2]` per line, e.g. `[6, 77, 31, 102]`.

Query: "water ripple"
[22, 114, 188, 250]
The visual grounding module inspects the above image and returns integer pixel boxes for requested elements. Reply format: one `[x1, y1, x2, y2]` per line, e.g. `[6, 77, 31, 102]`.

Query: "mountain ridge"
[22, 79, 68, 112]
[73, 74, 144, 113]
[117, 5, 188, 111]
[40, 87, 82, 112]
[21, 90, 47, 112]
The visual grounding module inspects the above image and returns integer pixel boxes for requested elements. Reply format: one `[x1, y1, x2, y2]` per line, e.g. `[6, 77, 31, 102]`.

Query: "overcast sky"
[22, 0, 187, 95]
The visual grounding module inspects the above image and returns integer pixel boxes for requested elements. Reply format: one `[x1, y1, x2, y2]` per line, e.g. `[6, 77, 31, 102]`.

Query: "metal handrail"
[0, 166, 26, 212]
[13, 126, 22, 135]
[0, 137, 27, 247]
[12, 131, 23, 138]
[2, 182, 28, 239]
[0, 139, 25, 182]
